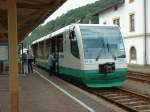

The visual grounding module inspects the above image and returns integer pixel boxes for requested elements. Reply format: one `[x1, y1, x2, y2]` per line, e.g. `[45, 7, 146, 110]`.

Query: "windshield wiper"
[117, 54, 126, 58]
[106, 40, 116, 60]
[95, 40, 105, 61]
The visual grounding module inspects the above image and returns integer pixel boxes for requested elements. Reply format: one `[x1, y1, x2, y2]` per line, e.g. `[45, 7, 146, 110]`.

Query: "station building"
[94, 0, 150, 65]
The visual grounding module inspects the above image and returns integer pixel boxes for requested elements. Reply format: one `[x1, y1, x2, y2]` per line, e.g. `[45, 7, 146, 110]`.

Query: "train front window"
[80, 26, 125, 59]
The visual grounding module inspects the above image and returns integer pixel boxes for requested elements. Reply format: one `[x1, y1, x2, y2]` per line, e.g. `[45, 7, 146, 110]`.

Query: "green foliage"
[59, 0, 66, 4]
[23, 0, 124, 48]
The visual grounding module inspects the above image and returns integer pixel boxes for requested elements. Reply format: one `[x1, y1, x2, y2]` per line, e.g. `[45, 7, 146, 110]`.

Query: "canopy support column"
[8, 0, 19, 112]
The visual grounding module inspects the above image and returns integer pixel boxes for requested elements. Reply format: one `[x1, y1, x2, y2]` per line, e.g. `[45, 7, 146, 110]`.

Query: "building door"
[130, 46, 137, 64]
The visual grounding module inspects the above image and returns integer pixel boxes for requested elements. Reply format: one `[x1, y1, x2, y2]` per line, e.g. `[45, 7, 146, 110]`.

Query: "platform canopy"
[0, 1, 66, 112]
[0, 0, 66, 43]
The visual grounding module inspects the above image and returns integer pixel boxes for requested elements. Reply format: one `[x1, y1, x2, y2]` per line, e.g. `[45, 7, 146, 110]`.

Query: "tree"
[23, 0, 123, 46]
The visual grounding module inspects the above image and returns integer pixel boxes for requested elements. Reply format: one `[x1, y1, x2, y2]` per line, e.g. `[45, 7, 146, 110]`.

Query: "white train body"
[32, 24, 127, 88]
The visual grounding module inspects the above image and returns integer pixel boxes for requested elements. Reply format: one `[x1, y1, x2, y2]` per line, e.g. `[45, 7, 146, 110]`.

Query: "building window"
[113, 18, 120, 26]
[129, 0, 134, 3]
[129, 13, 135, 32]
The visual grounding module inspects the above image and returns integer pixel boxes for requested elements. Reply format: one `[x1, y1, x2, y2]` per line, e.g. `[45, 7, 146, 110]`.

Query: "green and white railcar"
[32, 24, 127, 88]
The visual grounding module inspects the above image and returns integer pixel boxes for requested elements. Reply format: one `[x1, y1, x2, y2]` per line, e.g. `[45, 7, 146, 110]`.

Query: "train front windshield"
[80, 26, 125, 59]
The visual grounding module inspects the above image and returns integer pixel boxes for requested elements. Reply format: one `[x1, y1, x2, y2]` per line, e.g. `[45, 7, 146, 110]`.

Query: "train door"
[51, 37, 60, 74]
[51, 35, 63, 74]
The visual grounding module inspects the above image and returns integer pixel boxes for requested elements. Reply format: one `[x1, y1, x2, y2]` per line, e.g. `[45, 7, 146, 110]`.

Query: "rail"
[128, 71, 150, 84]
[84, 87, 150, 112]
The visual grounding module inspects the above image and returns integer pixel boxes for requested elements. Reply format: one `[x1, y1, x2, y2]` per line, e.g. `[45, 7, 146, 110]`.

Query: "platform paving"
[20, 73, 90, 112]
[0, 75, 9, 112]
[128, 64, 150, 74]
[1, 64, 150, 112]
[121, 64, 150, 97]
[0, 74, 89, 112]
[0, 69, 126, 112]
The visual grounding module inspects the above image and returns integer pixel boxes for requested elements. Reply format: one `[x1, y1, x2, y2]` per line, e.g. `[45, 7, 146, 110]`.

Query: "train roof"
[32, 34, 50, 45]
[32, 24, 119, 45]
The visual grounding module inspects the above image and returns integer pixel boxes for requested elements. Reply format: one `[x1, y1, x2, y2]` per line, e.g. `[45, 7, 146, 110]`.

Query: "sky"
[43, 0, 99, 24]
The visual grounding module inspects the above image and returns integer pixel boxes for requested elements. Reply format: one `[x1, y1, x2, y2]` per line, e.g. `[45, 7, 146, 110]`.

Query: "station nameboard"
[0, 44, 8, 61]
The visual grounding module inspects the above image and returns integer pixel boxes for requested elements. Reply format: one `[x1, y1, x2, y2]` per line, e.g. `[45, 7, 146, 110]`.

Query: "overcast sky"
[43, 0, 99, 24]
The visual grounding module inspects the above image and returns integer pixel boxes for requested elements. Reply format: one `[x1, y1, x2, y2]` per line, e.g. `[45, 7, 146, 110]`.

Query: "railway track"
[128, 71, 150, 83]
[59, 75, 150, 112]
[83, 87, 150, 112]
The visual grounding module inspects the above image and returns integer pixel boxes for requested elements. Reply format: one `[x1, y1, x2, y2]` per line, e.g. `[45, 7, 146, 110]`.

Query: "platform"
[0, 67, 125, 112]
[128, 64, 150, 74]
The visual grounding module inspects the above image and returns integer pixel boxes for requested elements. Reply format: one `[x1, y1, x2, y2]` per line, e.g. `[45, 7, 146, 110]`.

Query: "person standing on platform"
[27, 50, 33, 73]
[22, 52, 28, 75]
[48, 53, 55, 76]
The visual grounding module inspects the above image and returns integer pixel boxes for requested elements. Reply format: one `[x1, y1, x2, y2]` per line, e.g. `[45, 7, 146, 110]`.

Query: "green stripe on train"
[36, 58, 127, 87]
[36, 58, 127, 78]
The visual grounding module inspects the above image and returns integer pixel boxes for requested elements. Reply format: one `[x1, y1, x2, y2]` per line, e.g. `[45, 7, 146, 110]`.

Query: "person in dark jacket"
[48, 53, 55, 76]
[22, 52, 28, 74]
[27, 50, 34, 73]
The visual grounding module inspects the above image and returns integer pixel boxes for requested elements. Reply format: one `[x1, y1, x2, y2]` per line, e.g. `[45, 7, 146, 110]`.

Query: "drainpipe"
[144, 0, 147, 65]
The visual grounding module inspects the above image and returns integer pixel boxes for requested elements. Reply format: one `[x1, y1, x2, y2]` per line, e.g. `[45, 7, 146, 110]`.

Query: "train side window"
[70, 39, 80, 59]
[32, 44, 38, 58]
[45, 39, 51, 59]
[40, 41, 45, 59]
[37, 42, 43, 59]
[58, 36, 63, 52]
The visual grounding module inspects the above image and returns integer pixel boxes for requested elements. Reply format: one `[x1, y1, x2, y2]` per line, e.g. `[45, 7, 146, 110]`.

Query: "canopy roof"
[0, 0, 66, 43]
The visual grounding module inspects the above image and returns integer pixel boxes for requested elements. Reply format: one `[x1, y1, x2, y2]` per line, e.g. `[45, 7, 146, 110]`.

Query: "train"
[31, 24, 127, 88]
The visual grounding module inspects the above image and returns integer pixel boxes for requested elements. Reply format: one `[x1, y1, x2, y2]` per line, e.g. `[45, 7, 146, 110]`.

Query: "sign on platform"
[0, 44, 8, 61]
